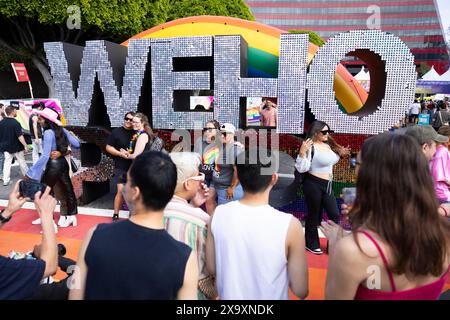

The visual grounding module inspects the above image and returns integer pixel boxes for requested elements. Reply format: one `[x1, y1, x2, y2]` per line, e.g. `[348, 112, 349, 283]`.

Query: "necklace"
[128, 130, 145, 153]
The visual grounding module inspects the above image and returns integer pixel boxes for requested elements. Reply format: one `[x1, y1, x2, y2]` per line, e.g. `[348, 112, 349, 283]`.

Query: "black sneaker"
[112, 214, 119, 222]
[305, 246, 323, 255]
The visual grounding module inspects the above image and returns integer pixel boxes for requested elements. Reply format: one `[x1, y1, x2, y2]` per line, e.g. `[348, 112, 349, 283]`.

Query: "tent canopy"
[420, 65, 441, 81]
[439, 68, 450, 82]
[354, 66, 370, 81]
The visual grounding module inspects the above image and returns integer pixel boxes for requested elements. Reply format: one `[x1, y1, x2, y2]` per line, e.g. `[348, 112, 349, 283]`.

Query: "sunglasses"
[203, 127, 216, 132]
[124, 117, 133, 122]
[183, 172, 205, 183]
[320, 130, 334, 135]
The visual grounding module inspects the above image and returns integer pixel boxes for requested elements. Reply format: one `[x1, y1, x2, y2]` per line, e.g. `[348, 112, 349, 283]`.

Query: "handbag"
[198, 275, 218, 300]
[438, 111, 449, 127]
[70, 158, 79, 173]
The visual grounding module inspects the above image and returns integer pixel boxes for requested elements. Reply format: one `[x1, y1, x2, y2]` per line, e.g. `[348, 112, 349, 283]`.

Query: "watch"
[0, 209, 12, 224]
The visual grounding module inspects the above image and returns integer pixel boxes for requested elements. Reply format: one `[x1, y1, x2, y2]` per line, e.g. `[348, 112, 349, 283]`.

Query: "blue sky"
[436, 0, 450, 41]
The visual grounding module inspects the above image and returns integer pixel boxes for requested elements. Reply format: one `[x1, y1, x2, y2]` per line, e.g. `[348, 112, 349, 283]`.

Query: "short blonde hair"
[169, 152, 201, 193]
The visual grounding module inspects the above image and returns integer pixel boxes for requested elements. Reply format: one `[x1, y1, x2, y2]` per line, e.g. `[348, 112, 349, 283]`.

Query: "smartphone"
[342, 187, 357, 206]
[19, 180, 47, 199]
[341, 187, 356, 231]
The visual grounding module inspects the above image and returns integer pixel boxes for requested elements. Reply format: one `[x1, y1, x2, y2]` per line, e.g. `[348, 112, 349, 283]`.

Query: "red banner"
[11, 63, 30, 82]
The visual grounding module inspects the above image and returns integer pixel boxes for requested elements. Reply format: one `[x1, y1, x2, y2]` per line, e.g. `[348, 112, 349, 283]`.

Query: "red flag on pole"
[11, 63, 30, 82]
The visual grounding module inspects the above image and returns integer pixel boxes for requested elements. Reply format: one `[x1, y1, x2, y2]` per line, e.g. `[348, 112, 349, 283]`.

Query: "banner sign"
[11, 63, 30, 82]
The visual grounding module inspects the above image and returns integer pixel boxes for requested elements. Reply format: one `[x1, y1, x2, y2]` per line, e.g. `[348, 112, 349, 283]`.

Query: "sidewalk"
[0, 152, 118, 212]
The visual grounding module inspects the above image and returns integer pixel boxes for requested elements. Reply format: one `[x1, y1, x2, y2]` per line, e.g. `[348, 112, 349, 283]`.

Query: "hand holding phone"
[19, 180, 48, 199]
[4, 181, 30, 217]
[341, 187, 356, 231]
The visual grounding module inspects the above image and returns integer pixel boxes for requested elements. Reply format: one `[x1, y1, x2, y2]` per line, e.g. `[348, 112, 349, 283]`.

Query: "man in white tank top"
[206, 149, 309, 300]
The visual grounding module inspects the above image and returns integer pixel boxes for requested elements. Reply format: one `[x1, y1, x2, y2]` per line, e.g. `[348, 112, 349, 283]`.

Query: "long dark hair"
[134, 113, 156, 142]
[42, 118, 69, 154]
[349, 133, 450, 277]
[205, 119, 220, 130]
[306, 120, 341, 154]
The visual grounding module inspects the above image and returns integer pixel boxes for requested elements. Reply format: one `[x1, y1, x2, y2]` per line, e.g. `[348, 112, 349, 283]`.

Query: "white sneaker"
[57, 215, 66, 227]
[3, 180, 10, 186]
[58, 215, 77, 228]
[32, 218, 41, 225]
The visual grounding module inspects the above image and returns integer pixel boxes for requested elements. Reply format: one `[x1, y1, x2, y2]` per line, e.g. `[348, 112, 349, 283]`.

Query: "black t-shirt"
[29, 114, 43, 139]
[0, 255, 45, 299]
[0, 118, 25, 153]
[84, 220, 191, 299]
[106, 127, 134, 171]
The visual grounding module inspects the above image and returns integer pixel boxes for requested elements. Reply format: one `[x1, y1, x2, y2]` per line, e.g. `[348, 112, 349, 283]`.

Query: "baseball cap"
[405, 125, 448, 145]
[220, 123, 236, 134]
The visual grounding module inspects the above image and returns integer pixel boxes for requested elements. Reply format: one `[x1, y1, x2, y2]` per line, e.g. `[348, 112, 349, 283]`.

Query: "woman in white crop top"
[295, 121, 350, 254]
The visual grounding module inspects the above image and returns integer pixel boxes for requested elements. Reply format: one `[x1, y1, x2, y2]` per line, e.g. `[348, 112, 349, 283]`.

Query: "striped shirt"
[164, 196, 210, 297]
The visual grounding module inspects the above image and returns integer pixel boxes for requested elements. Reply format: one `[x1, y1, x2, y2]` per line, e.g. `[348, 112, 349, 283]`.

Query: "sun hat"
[33, 107, 62, 126]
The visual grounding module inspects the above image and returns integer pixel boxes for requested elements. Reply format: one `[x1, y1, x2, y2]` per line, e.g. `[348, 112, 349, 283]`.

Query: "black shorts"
[113, 168, 128, 185]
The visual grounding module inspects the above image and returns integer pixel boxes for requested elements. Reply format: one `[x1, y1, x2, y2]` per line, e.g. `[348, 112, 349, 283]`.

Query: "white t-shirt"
[211, 200, 293, 300]
[410, 103, 420, 115]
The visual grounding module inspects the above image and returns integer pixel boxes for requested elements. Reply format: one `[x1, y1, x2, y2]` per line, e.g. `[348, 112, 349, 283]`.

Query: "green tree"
[288, 30, 325, 47]
[0, 0, 254, 97]
[418, 62, 431, 78]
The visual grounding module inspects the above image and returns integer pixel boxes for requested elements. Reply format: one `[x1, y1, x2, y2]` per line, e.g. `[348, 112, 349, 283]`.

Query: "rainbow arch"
[122, 16, 367, 113]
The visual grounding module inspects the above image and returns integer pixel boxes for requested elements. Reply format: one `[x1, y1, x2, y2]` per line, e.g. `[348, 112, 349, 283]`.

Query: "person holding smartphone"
[0, 181, 58, 299]
[320, 133, 450, 300]
[295, 120, 350, 255]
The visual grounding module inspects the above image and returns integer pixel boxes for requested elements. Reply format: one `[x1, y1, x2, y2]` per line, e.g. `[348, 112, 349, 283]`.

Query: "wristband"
[0, 209, 12, 224]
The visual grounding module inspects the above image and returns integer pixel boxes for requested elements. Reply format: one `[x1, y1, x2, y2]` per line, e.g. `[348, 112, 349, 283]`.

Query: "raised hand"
[299, 138, 313, 158]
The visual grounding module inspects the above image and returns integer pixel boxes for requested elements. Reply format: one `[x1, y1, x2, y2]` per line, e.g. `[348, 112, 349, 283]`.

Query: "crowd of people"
[0, 104, 449, 300]
[407, 97, 450, 130]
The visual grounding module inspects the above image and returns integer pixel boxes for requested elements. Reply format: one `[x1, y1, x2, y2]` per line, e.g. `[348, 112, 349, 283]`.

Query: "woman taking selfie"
[26, 108, 80, 230]
[295, 120, 350, 254]
[321, 133, 450, 300]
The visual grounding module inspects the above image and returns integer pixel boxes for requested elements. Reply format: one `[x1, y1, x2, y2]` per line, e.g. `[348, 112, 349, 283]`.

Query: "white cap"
[220, 123, 236, 134]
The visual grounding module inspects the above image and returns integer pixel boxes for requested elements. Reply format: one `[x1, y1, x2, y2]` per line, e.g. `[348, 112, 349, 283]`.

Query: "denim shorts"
[216, 184, 244, 205]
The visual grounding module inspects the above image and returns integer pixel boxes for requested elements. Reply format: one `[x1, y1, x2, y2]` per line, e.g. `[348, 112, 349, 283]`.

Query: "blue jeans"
[216, 184, 244, 205]
[0, 151, 4, 177]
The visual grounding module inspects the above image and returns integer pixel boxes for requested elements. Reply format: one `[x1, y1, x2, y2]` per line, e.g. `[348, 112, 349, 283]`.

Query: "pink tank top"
[354, 230, 449, 300]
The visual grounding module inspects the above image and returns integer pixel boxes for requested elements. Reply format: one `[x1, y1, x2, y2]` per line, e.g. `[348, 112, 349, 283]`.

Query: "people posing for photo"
[105, 111, 135, 222]
[295, 121, 350, 255]
[120, 113, 165, 160]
